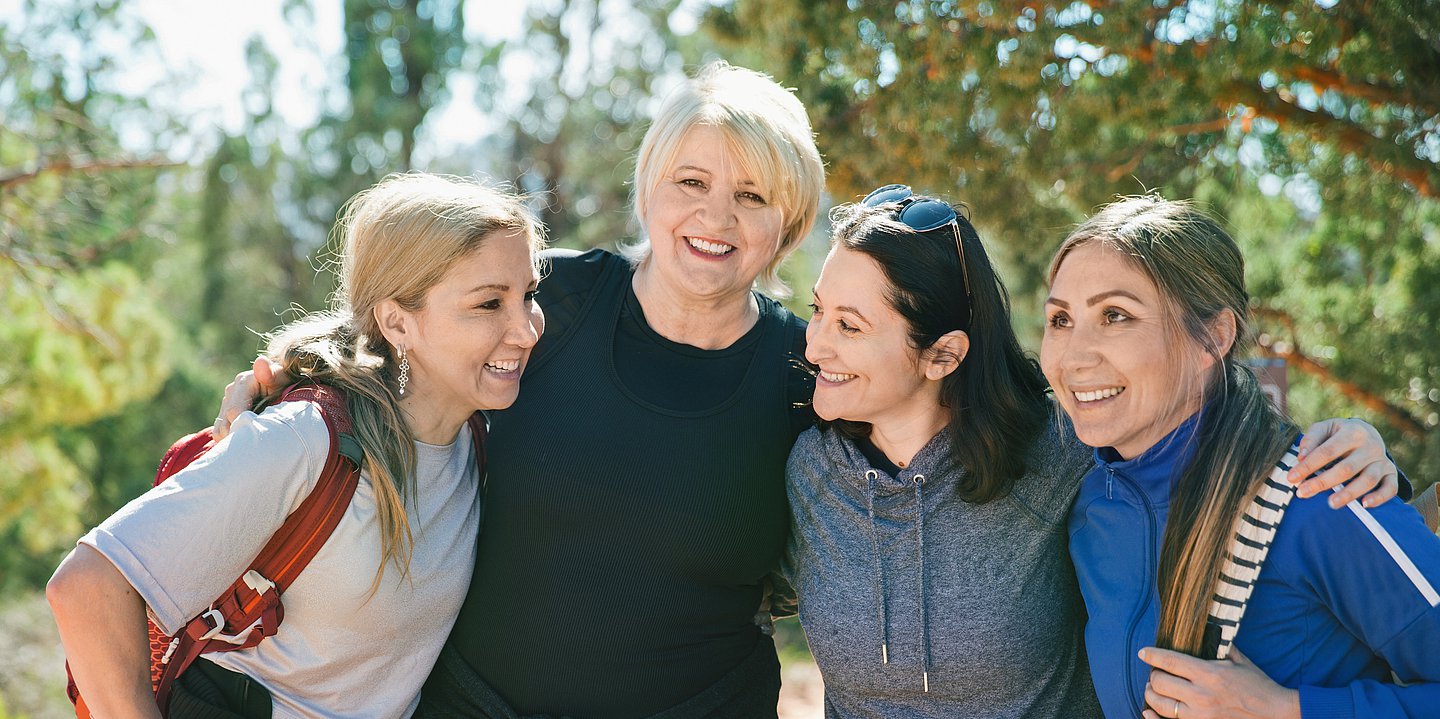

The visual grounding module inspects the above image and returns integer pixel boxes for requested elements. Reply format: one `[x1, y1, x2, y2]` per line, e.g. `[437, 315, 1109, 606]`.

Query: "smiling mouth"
[818, 370, 857, 384]
[484, 360, 520, 375]
[687, 237, 735, 257]
[1073, 386, 1124, 403]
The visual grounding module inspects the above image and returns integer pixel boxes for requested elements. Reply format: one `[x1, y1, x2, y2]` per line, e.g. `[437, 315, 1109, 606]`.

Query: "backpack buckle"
[242, 570, 275, 596]
[195, 607, 262, 646]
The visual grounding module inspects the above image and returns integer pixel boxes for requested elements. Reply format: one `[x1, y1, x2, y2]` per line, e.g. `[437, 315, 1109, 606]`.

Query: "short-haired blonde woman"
[408, 59, 826, 718]
[1044, 196, 1440, 719]
[49, 173, 545, 718]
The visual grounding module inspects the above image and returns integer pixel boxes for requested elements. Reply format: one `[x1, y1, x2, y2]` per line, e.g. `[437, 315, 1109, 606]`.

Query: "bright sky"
[127, 0, 528, 157]
[3, 0, 709, 165]
[1, 0, 530, 159]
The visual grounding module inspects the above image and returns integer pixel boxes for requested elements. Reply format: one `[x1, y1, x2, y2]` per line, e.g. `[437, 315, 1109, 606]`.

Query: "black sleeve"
[1392, 450, 1413, 502]
[531, 248, 616, 366]
[784, 313, 818, 438]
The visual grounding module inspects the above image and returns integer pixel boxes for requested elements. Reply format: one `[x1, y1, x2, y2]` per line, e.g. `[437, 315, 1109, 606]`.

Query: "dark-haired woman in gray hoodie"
[783, 186, 1397, 718]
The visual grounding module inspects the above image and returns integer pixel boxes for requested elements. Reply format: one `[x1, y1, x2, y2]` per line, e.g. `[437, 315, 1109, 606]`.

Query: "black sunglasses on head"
[861, 184, 973, 314]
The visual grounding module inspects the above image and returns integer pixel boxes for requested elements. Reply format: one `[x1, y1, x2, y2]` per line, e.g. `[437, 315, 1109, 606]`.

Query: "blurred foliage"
[0, 0, 468, 597]
[706, 0, 1440, 486]
[1, 1, 183, 590]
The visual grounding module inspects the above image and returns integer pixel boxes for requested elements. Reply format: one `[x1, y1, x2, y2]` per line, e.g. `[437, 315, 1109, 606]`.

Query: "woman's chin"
[811, 398, 841, 422]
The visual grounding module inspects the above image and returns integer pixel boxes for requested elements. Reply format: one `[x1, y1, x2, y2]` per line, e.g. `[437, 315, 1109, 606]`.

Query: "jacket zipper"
[1113, 466, 1156, 719]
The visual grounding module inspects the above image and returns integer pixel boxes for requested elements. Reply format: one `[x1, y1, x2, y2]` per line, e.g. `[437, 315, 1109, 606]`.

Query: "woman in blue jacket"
[1041, 195, 1440, 719]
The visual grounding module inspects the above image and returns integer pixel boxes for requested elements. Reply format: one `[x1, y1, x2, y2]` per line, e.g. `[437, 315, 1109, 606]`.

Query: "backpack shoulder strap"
[467, 411, 488, 489]
[248, 382, 363, 589]
[1202, 437, 1302, 659]
[153, 381, 363, 712]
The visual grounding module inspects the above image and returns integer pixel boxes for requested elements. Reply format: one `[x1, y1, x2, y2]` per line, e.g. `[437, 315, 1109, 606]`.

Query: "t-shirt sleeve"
[79, 401, 331, 635]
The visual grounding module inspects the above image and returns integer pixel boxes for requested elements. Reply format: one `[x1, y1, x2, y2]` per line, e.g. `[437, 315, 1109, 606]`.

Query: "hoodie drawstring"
[914, 473, 930, 693]
[863, 469, 890, 664]
[867, 468, 932, 692]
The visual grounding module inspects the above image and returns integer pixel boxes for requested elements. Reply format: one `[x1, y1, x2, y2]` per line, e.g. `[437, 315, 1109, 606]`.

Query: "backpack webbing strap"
[468, 411, 488, 490]
[1201, 437, 1301, 659]
[152, 382, 362, 713]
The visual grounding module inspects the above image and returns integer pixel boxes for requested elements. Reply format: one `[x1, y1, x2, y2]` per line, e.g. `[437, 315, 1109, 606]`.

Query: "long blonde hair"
[1049, 195, 1297, 656]
[264, 173, 545, 590]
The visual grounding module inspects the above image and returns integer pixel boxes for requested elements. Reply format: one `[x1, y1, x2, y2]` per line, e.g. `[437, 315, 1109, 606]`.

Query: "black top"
[439, 249, 814, 717]
[854, 434, 905, 477]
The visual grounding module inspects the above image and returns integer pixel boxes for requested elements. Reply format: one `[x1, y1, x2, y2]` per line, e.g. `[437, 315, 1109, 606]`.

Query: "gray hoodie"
[784, 416, 1102, 719]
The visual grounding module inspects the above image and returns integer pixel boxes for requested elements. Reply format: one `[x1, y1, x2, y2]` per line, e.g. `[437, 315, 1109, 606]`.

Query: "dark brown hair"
[827, 199, 1049, 503]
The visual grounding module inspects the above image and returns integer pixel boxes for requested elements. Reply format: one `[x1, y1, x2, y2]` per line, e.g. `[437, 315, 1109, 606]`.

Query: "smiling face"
[642, 124, 785, 303]
[805, 246, 944, 428]
[396, 229, 543, 417]
[1040, 241, 1216, 459]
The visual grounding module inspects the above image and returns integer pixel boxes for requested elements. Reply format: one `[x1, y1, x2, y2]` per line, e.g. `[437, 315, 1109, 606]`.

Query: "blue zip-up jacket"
[1070, 415, 1440, 719]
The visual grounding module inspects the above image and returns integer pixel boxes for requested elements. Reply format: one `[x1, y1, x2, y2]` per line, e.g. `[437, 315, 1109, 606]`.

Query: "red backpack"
[66, 382, 487, 717]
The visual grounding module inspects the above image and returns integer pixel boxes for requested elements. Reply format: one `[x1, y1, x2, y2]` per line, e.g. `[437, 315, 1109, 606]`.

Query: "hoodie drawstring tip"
[923, 671, 930, 693]
[881, 643, 889, 664]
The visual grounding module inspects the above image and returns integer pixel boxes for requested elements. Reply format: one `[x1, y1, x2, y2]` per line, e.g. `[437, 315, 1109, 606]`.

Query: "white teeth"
[687, 237, 734, 256]
[485, 360, 519, 373]
[1074, 387, 1124, 403]
[820, 370, 857, 383]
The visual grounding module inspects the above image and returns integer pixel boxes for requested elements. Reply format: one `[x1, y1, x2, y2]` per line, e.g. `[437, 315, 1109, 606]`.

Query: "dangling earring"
[397, 347, 410, 396]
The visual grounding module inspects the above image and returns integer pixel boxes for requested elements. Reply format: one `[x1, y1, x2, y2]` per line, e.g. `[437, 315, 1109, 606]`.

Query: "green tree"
[0, 1, 185, 588]
[708, 0, 1440, 483]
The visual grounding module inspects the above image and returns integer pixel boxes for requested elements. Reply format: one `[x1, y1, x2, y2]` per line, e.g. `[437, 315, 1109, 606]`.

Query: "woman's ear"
[374, 299, 414, 350]
[925, 330, 970, 381]
[1209, 308, 1238, 358]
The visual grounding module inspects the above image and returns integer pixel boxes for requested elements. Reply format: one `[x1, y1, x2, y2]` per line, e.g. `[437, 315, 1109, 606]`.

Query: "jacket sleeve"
[1291, 497, 1440, 719]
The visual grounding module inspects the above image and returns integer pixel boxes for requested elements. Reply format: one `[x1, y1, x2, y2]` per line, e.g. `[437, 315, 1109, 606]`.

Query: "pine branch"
[1286, 66, 1418, 109]
[1253, 307, 1427, 438]
[0, 158, 181, 191]
[1219, 81, 1437, 198]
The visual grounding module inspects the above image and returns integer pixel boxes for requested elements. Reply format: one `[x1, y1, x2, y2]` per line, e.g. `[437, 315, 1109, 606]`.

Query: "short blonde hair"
[625, 61, 825, 298]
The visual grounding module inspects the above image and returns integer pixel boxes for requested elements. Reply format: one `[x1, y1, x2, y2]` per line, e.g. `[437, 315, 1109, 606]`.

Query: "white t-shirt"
[81, 401, 480, 719]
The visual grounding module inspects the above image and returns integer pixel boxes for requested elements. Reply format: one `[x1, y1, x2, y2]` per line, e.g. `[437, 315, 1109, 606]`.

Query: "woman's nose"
[696, 190, 737, 229]
[804, 323, 830, 365]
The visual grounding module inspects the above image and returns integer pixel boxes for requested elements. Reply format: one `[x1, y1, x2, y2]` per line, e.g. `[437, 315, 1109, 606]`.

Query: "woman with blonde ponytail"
[1042, 195, 1440, 719]
[49, 173, 546, 719]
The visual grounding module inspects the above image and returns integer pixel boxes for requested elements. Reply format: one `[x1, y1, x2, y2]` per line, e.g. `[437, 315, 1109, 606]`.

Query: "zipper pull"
[1106, 467, 1115, 499]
